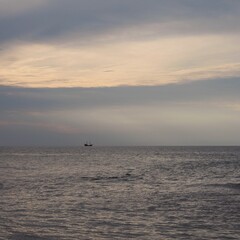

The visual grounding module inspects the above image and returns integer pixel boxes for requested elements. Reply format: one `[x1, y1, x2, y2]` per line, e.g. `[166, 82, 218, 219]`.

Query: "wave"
[208, 183, 240, 190]
[11, 233, 54, 240]
[81, 173, 143, 182]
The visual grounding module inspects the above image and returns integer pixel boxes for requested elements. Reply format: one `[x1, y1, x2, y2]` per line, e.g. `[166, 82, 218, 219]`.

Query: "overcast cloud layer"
[1, 0, 240, 44]
[0, 1, 240, 145]
[1, 78, 240, 146]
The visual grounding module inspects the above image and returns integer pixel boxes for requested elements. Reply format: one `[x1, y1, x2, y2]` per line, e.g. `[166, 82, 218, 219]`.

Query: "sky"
[0, 0, 240, 146]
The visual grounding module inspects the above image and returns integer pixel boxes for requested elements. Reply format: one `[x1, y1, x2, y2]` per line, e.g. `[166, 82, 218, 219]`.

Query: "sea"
[0, 146, 240, 240]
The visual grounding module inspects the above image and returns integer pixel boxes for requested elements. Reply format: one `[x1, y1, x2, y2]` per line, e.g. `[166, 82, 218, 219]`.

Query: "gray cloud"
[1, 1, 240, 146]
[0, 78, 239, 111]
[0, 0, 240, 46]
[1, 78, 240, 146]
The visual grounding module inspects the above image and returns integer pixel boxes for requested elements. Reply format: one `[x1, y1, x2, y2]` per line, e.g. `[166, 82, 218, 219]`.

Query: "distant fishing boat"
[84, 142, 93, 147]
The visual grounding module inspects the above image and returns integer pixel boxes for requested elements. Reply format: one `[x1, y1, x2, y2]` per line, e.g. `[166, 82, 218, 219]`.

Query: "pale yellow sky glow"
[1, 34, 240, 88]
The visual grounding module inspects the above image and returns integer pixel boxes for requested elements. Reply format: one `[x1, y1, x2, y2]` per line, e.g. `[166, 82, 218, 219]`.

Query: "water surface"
[0, 146, 240, 239]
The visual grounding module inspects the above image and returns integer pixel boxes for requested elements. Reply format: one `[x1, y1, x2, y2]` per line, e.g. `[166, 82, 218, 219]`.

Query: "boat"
[84, 142, 93, 147]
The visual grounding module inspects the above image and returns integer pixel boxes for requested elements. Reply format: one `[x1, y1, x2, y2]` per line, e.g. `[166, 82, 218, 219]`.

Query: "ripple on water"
[208, 183, 240, 190]
[1, 146, 240, 240]
[80, 173, 143, 183]
[10, 233, 55, 240]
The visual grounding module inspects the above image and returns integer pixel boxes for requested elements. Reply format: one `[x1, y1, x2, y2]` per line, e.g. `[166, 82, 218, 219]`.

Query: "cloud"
[1, 78, 240, 146]
[0, 120, 78, 134]
[1, 1, 240, 145]
[0, 0, 48, 17]
[1, 0, 240, 45]
[0, 77, 239, 111]
[1, 34, 240, 87]
[0, 1, 240, 88]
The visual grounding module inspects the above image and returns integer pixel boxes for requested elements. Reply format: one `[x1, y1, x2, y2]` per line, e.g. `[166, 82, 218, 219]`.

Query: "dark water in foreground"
[0, 146, 240, 240]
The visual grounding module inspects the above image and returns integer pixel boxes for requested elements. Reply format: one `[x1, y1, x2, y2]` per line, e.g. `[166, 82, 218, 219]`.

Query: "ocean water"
[0, 146, 240, 240]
